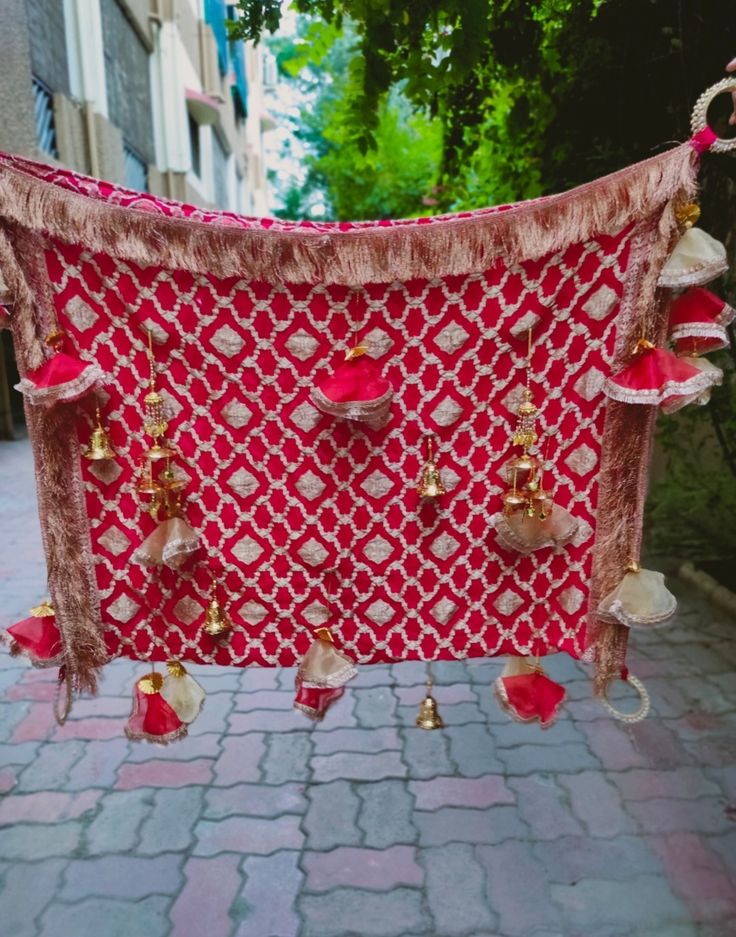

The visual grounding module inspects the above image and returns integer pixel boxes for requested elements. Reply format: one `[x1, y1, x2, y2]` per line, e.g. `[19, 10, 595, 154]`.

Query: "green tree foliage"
[268, 21, 442, 220]
[235, 1, 736, 561]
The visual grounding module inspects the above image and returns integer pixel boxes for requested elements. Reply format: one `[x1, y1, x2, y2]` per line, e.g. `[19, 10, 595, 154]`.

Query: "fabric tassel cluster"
[3, 600, 62, 666]
[126, 661, 205, 743]
[494, 656, 566, 729]
[15, 331, 105, 407]
[294, 628, 357, 720]
[492, 336, 578, 554]
[604, 203, 730, 413]
[598, 562, 677, 630]
[311, 343, 393, 429]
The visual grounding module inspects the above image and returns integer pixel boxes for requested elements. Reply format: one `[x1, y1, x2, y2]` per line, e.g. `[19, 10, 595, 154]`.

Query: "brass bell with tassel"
[417, 435, 446, 498]
[84, 407, 115, 461]
[202, 581, 232, 638]
[416, 677, 444, 730]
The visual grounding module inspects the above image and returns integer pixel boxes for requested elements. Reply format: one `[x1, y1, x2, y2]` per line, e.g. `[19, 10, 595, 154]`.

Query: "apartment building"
[0, 0, 276, 436]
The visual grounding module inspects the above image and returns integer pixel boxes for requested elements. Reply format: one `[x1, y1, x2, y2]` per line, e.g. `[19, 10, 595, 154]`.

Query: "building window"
[189, 115, 201, 178]
[32, 77, 59, 159]
[124, 145, 148, 192]
[205, 0, 228, 76]
[212, 130, 230, 209]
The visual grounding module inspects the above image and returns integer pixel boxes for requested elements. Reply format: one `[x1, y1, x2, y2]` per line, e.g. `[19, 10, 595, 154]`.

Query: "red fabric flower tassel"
[603, 340, 718, 414]
[4, 600, 62, 666]
[669, 287, 731, 354]
[310, 345, 393, 429]
[494, 656, 566, 729]
[125, 671, 187, 744]
[294, 628, 357, 721]
[14, 333, 104, 407]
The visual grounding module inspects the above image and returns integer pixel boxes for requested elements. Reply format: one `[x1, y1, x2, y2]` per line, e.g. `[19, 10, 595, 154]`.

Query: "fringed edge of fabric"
[124, 724, 190, 745]
[598, 597, 677, 629]
[602, 369, 716, 406]
[0, 143, 699, 286]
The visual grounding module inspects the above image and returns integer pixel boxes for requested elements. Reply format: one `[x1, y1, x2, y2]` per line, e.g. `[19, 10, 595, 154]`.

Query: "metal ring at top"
[691, 78, 736, 153]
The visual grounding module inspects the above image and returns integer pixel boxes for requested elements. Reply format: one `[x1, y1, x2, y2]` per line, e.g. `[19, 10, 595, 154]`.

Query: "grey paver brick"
[477, 840, 560, 936]
[533, 834, 665, 883]
[233, 850, 303, 937]
[261, 731, 313, 784]
[496, 741, 600, 775]
[86, 788, 153, 853]
[15, 739, 85, 791]
[304, 779, 361, 850]
[415, 806, 527, 846]
[399, 725, 455, 779]
[0, 821, 81, 860]
[0, 858, 65, 936]
[65, 737, 130, 790]
[204, 782, 307, 819]
[628, 796, 730, 835]
[422, 843, 496, 936]
[61, 853, 183, 900]
[138, 786, 204, 855]
[357, 779, 417, 847]
[354, 686, 398, 728]
[445, 722, 505, 777]
[550, 875, 689, 931]
[508, 774, 584, 839]
[558, 771, 636, 836]
[300, 887, 428, 937]
[313, 725, 401, 755]
[37, 895, 171, 937]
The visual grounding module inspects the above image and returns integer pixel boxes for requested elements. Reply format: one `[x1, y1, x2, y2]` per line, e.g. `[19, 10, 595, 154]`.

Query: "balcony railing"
[32, 77, 59, 159]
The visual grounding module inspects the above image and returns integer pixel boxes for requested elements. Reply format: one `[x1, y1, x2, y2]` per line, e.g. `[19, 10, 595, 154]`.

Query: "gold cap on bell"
[203, 589, 232, 638]
[416, 679, 444, 730]
[417, 435, 447, 498]
[83, 408, 115, 461]
[675, 201, 700, 230]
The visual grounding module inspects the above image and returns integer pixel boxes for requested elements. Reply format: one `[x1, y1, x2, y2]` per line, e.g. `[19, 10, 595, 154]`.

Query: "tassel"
[669, 288, 730, 353]
[125, 671, 187, 744]
[4, 600, 62, 666]
[675, 356, 723, 405]
[492, 506, 578, 555]
[603, 341, 718, 414]
[132, 516, 199, 569]
[658, 227, 728, 289]
[598, 562, 677, 630]
[14, 332, 104, 407]
[494, 656, 566, 729]
[294, 628, 357, 721]
[160, 660, 206, 724]
[310, 345, 393, 429]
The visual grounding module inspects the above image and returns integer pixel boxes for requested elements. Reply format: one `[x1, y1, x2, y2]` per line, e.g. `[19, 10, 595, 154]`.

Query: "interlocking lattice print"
[0, 144, 701, 691]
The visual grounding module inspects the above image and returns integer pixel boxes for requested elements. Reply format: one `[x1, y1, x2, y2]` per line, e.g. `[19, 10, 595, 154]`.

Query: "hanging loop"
[600, 673, 650, 724]
[690, 79, 736, 153]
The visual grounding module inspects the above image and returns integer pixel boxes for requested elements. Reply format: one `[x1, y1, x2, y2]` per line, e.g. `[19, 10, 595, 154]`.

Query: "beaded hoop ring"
[600, 673, 651, 724]
[691, 78, 736, 153]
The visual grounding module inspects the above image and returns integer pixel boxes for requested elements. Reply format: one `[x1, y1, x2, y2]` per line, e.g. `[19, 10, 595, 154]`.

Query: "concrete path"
[0, 436, 734, 937]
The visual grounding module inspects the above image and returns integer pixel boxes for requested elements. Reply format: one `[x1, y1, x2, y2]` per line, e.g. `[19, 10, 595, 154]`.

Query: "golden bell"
[416, 680, 444, 730]
[203, 591, 232, 638]
[83, 408, 115, 461]
[675, 201, 700, 230]
[502, 488, 527, 514]
[417, 435, 446, 498]
[145, 442, 177, 462]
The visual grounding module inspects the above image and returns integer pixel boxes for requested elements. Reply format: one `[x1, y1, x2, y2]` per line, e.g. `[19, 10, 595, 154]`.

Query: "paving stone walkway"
[0, 436, 735, 937]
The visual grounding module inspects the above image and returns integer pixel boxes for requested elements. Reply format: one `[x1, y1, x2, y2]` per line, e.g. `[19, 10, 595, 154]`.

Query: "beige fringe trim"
[0, 144, 698, 286]
[587, 181, 695, 691]
[8, 229, 108, 696]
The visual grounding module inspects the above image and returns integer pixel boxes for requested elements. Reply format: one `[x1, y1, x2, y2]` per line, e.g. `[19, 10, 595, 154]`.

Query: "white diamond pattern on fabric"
[58, 223, 631, 669]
